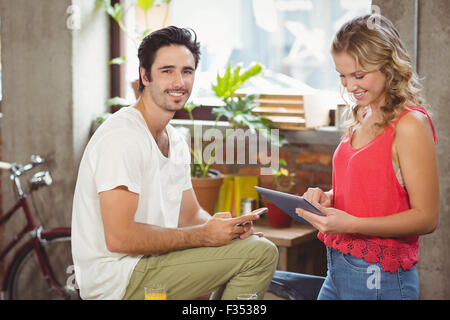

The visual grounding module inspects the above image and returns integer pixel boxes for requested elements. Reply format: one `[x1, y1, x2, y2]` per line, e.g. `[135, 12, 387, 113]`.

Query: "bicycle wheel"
[5, 231, 80, 300]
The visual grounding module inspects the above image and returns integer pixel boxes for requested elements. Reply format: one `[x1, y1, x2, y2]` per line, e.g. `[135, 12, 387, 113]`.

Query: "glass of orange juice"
[144, 284, 167, 300]
[236, 293, 258, 300]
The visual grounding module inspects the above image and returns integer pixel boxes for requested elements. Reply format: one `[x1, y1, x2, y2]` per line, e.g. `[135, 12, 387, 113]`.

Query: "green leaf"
[95, 0, 110, 10]
[137, 0, 155, 11]
[222, 63, 232, 99]
[95, 112, 112, 124]
[241, 117, 256, 133]
[240, 63, 262, 83]
[109, 3, 122, 20]
[212, 62, 263, 100]
[109, 56, 126, 65]
[211, 106, 233, 120]
[231, 65, 241, 93]
[106, 96, 130, 107]
[184, 101, 198, 113]
[98, 1, 123, 25]
[246, 93, 260, 102]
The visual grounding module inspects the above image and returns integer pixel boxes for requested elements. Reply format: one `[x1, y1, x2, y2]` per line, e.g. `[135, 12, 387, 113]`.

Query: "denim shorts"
[318, 247, 419, 300]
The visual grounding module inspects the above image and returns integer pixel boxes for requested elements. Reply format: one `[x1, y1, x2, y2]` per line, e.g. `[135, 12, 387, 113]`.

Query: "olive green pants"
[122, 235, 278, 300]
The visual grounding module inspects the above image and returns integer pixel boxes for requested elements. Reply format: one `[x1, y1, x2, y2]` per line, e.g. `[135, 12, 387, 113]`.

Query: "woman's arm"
[353, 110, 439, 237]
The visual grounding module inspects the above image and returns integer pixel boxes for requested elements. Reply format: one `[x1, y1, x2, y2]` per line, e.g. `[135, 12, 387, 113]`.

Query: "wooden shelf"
[254, 223, 317, 247]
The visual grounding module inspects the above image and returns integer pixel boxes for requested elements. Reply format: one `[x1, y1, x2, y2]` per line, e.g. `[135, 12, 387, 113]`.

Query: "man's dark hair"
[138, 26, 201, 92]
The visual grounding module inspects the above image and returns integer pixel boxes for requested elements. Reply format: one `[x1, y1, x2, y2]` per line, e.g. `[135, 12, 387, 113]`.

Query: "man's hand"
[200, 212, 262, 246]
[239, 221, 264, 240]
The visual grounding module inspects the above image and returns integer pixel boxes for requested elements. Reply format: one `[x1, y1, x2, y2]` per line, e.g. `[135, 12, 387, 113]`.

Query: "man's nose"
[171, 72, 184, 87]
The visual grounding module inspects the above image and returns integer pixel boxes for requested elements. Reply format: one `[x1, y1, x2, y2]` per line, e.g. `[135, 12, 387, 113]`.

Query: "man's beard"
[148, 83, 190, 112]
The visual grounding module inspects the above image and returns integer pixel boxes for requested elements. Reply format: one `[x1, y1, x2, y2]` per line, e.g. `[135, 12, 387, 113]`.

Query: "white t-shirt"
[71, 107, 192, 300]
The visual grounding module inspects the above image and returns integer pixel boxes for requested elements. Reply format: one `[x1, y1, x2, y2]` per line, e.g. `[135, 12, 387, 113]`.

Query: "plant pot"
[191, 169, 224, 215]
[263, 198, 292, 228]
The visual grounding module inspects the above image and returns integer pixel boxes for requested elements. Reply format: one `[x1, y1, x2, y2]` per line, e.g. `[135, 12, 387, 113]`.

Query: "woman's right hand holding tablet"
[297, 188, 357, 234]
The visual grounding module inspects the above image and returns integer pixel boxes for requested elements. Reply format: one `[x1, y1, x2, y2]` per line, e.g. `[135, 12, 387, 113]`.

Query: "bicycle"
[0, 154, 79, 299]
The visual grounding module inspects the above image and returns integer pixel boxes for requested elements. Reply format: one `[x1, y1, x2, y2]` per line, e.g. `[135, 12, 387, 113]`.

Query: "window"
[122, 0, 371, 123]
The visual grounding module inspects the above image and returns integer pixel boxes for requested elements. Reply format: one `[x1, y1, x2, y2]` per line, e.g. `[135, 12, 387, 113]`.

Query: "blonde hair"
[332, 14, 426, 136]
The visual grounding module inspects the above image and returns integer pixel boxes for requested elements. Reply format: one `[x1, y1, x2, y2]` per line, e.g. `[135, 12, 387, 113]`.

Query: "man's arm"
[177, 188, 211, 227]
[99, 186, 260, 255]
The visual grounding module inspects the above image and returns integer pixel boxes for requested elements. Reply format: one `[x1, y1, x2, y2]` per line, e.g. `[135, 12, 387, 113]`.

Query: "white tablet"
[254, 186, 325, 225]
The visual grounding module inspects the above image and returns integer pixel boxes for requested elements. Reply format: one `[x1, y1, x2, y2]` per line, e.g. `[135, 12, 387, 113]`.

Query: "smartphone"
[237, 207, 268, 226]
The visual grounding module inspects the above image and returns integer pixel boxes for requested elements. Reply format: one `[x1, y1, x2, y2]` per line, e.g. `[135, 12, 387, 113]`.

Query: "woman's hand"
[302, 187, 333, 208]
[297, 187, 355, 234]
[296, 206, 357, 234]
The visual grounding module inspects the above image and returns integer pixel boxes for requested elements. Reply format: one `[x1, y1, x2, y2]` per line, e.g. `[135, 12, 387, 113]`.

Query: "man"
[71, 26, 278, 300]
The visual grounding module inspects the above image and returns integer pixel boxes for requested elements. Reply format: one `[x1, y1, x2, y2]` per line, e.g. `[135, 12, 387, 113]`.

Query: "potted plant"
[263, 159, 296, 227]
[211, 62, 285, 147]
[178, 101, 223, 214]
[180, 62, 285, 214]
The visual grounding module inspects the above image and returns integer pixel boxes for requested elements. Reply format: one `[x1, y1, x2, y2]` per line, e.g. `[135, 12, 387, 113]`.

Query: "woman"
[296, 14, 439, 300]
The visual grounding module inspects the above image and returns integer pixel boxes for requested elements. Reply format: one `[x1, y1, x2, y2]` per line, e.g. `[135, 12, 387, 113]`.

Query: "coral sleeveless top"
[318, 106, 437, 273]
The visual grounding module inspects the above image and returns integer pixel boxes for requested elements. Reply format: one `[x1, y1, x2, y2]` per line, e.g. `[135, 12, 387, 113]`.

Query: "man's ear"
[139, 67, 150, 87]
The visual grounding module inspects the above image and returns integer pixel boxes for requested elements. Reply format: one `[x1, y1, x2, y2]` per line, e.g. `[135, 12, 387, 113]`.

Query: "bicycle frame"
[0, 197, 37, 261]
[0, 186, 70, 298]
